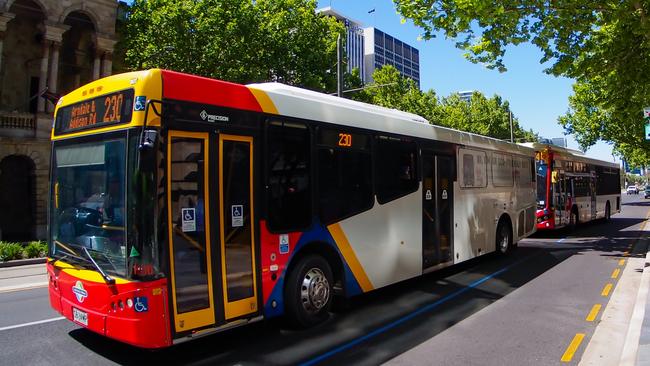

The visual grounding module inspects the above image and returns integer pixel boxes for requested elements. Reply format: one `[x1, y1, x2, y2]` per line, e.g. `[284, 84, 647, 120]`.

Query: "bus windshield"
[50, 136, 127, 278]
[536, 161, 547, 207]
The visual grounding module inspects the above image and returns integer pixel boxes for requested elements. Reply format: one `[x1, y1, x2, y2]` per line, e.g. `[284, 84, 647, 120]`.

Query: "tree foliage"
[122, 0, 344, 91]
[393, 0, 650, 164]
[353, 66, 537, 142]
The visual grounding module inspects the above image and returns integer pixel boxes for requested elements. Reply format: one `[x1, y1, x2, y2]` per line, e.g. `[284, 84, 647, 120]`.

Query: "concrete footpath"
[0, 263, 47, 293]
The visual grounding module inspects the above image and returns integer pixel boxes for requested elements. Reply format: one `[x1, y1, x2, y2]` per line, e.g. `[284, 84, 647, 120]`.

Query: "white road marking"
[0, 317, 65, 332]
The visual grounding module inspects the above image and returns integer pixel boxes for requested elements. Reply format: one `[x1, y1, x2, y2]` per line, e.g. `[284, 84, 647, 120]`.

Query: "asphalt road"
[0, 193, 648, 366]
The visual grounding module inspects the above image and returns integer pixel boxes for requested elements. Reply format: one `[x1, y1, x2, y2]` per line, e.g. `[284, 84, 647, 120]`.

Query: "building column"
[37, 42, 50, 113]
[96, 35, 116, 78]
[46, 42, 60, 112]
[92, 53, 101, 80]
[101, 52, 112, 77]
[0, 13, 15, 74]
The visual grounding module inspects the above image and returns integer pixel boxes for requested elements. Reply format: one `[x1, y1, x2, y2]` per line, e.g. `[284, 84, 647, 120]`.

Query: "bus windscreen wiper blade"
[81, 246, 116, 285]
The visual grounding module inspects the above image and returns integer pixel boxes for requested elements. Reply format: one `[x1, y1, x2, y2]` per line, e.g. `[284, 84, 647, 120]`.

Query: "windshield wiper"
[81, 246, 116, 285]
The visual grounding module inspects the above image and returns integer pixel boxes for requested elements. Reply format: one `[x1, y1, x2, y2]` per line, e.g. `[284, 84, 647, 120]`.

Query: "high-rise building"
[317, 7, 365, 81]
[363, 27, 420, 88]
[458, 90, 474, 103]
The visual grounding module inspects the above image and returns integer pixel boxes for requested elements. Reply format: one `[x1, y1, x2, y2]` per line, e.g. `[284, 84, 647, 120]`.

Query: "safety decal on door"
[181, 208, 196, 232]
[232, 205, 243, 227]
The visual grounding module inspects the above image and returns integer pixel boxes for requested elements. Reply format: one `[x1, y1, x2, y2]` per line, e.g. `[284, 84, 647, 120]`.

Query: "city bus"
[522, 142, 621, 230]
[47, 69, 537, 348]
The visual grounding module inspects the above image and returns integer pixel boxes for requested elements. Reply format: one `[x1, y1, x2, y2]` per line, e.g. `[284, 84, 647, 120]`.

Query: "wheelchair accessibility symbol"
[181, 208, 196, 232]
[134, 297, 148, 313]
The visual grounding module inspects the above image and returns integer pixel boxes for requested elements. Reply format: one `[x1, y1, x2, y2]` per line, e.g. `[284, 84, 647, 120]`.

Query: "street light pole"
[337, 34, 342, 97]
[509, 110, 514, 143]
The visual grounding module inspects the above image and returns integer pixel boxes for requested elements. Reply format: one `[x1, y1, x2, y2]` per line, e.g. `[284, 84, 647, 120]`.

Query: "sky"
[318, 0, 616, 163]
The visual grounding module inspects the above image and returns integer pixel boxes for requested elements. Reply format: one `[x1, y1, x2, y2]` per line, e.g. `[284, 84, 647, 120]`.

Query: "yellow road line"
[586, 304, 602, 322]
[601, 283, 613, 297]
[618, 259, 626, 266]
[611, 268, 620, 279]
[561, 333, 586, 362]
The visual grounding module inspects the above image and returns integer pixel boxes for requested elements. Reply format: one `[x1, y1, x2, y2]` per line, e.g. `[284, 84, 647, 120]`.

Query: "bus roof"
[248, 82, 535, 156]
[519, 142, 619, 169]
[53, 69, 535, 157]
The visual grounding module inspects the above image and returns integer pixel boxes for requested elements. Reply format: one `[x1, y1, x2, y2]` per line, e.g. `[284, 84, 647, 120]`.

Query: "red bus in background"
[522, 143, 621, 230]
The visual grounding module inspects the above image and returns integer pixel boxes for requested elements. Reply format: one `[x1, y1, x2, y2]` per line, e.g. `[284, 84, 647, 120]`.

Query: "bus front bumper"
[47, 261, 171, 349]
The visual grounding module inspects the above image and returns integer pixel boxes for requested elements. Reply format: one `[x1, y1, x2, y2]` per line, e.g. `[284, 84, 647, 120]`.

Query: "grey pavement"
[387, 195, 650, 366]
[0, 263, 48, 292]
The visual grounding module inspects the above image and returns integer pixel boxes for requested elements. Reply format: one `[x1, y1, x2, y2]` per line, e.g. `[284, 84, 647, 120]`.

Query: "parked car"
[627, 185, 639, 194]
[645, 187, 650, 199]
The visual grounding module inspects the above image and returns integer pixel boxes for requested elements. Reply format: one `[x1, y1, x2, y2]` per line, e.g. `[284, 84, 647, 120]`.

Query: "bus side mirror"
[138, 130, 158, 151]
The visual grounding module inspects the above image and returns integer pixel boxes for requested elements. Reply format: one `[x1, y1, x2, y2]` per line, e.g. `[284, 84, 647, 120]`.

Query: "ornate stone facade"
[0, 0, 119, 240]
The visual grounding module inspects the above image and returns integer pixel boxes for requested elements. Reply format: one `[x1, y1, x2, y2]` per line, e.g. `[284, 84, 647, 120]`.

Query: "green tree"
[122, 0, 344, 91]
[393, 0, 650, 162]
[357, 65, 538, 141]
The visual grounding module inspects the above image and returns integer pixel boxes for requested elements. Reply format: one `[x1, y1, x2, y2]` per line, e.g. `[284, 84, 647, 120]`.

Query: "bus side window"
[317, 128, 373, 225]
[374, 136, 418, 204]
[266, 119, 312, 232]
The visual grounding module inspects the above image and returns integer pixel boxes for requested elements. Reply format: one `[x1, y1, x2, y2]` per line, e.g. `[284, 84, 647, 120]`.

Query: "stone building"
[0, 0, 119, 241]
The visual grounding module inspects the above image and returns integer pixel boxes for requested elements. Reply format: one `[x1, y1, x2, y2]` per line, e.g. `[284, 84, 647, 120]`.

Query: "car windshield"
[50, 137, 127, 277]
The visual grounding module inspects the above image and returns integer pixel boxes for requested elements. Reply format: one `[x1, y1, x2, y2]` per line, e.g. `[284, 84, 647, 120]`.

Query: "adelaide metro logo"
[72, 281, 88, 303]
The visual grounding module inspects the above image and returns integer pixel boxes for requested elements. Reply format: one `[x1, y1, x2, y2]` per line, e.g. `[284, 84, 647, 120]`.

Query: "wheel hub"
[300, 267, 330, 315]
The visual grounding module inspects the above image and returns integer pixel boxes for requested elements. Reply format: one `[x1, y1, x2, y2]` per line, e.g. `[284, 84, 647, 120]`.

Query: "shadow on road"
[65, 215, 647, 366]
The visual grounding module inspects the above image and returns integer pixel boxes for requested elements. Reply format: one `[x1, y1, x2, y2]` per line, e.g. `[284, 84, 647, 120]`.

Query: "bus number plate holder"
[73, 307, 88, 326]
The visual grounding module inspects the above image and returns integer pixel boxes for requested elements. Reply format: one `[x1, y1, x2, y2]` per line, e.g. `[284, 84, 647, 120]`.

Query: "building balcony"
[0, 111, 36, 138]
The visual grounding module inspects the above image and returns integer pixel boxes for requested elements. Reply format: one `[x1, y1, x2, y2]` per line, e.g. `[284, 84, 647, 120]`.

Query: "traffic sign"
[644, 107, 650, 119]
[645, 123, 650, 141]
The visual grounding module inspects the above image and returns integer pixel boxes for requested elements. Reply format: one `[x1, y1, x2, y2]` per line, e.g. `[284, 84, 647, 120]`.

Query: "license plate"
[72, 307, 88, 326]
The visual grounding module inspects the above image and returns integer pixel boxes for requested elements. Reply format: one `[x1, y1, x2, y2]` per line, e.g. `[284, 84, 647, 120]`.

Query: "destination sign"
[318, 128, 369, 150]
[55, 89, 134, 134]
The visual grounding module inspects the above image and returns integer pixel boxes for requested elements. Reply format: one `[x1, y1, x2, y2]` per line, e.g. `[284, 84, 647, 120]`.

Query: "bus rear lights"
[127, 299, 134, 308]
[118, 300, 124, 310]
[111, 302, 117, 312]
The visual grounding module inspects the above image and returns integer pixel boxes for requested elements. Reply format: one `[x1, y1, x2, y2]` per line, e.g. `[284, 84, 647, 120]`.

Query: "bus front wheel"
[496, 219, 512, 255]
[285, 255, 333, 327]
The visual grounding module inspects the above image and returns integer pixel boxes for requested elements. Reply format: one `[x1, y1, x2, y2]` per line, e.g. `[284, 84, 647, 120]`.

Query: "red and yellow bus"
[48, 70, 537, 348]
[522, 143, 621, 230]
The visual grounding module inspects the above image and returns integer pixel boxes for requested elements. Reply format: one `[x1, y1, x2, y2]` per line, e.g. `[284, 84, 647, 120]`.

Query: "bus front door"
[422, 152, 454, 271]
[167, 131, 259, 335]
[217, 134, 258, 321]
[167, 131, 216, 333]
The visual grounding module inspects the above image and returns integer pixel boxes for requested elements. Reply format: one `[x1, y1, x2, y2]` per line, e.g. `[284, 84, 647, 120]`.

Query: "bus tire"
[284, 255, 333, 327]
[569, 207, 579, 231]
[605, 202, 611, 221]
[496, 219, 512, 255]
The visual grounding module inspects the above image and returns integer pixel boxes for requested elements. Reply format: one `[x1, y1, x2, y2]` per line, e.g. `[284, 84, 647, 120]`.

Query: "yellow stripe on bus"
[49, 259, 130, 285]
[248, 87, 279, 115]
[327, 223, 374, 292]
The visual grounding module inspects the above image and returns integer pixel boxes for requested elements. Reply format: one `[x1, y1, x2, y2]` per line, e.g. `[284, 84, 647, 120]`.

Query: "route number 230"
[338, 133, 352, 147]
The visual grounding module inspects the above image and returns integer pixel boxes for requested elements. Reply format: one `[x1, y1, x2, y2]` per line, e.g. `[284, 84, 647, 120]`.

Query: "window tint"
[266, 120, 311, 231]
[596, 166, 620, 195]
[459, 148, 487, 188]
[492, 153, 513, 187]
[375, 136, 418, 204]
[515, 157, 532, 186]
[317, 129, 373, 225]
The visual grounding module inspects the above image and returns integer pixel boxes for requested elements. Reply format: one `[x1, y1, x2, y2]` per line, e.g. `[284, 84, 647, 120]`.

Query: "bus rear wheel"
[569, 208, 579, 231]
[496, 220, 512, 255]
[285, 255, 333, 327]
